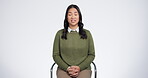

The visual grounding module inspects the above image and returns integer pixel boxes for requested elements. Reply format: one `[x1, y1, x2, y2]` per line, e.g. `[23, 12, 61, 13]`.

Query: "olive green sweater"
[53, 29, 95, 71]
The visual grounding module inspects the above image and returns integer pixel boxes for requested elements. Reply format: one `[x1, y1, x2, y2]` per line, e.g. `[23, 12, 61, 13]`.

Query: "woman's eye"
[68, 14, 72, 16]
[75, 14, 77, 16]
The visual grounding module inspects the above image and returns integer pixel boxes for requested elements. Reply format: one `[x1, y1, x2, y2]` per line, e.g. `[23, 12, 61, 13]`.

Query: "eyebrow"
[68, 11, 78, 13]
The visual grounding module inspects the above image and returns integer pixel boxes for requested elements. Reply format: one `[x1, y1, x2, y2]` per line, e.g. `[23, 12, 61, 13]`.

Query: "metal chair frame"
[50, 62, 97, 78]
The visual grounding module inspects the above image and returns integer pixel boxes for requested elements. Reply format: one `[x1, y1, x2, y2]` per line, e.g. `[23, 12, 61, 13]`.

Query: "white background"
[0, 0, 148, 78]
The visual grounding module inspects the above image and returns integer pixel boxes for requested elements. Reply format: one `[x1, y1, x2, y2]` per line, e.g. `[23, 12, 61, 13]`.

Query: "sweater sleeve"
[52, 30, 69, 71]
[78, 30, 95, 71]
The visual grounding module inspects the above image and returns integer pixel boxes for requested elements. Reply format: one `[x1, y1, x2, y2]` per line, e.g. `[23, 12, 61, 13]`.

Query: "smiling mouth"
[71, 20, 76, 23]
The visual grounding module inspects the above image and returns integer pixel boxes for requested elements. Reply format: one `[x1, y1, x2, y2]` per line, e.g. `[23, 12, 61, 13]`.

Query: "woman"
[53, 4, 95, 78]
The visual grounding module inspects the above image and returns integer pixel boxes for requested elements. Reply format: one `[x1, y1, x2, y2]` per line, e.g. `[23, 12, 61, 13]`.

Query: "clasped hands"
[67, 66, 80, 78]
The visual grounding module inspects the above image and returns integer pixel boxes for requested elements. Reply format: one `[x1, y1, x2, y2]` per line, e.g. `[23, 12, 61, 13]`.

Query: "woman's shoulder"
[83, 28, 91, 34]
[56, 29, 64, 34]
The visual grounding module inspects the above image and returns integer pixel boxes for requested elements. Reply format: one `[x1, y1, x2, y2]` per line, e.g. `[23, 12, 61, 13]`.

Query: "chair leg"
[50, 63, 56, 78]
[92, 62, 97, 78]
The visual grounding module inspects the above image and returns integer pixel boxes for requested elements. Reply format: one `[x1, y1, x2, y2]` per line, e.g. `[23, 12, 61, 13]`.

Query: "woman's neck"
[69, 25, 78, 29]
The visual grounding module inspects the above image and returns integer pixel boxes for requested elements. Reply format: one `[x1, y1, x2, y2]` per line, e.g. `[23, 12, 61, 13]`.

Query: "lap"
[56, 68, 91, 78]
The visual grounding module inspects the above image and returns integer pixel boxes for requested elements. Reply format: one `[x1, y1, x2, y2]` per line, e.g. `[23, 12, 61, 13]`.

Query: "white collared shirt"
[68, 27, 79, 33]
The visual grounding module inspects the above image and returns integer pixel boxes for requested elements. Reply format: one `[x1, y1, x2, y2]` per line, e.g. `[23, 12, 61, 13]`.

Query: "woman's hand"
[67, 66, 80, 77]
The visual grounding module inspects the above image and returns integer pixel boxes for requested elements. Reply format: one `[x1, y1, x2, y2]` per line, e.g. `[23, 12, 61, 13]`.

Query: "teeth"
[71, 20, 76, 23]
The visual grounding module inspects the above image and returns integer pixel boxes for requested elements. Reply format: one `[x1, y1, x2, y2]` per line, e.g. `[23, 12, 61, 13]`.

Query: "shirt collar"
[68, 27, 79, 33]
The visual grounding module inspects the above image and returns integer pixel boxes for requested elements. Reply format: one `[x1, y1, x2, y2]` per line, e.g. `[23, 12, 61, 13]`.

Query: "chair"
[50, 62, 97, 78]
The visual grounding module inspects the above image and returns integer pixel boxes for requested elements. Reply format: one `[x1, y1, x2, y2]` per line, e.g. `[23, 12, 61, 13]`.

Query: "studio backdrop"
[0, 0, 148, 78]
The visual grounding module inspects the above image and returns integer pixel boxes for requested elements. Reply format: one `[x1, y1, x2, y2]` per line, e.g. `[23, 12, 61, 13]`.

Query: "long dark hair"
[61, 4, 87, 39]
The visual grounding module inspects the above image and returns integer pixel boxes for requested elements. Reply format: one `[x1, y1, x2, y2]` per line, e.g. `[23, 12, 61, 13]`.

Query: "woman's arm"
[52, 30, 69, 71]
[78, 30, 95, 71]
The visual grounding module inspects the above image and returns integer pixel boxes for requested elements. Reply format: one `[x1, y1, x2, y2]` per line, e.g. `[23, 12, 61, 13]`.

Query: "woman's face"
[67, 8, 79, 27]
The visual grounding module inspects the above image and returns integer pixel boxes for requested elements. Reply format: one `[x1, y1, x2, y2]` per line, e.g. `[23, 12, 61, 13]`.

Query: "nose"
[71, 14, 75, 18]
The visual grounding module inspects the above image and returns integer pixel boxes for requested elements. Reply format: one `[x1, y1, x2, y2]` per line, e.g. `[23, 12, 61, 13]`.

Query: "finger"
[68, 72, 73, 75]
[74, 70, 79, 73]
[67, 68, 73, 72]
[71, 74, 78, 78]
[69, 72, 77, 76]
[69, 74, 74, 77]
[69, 73, 76, 77]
